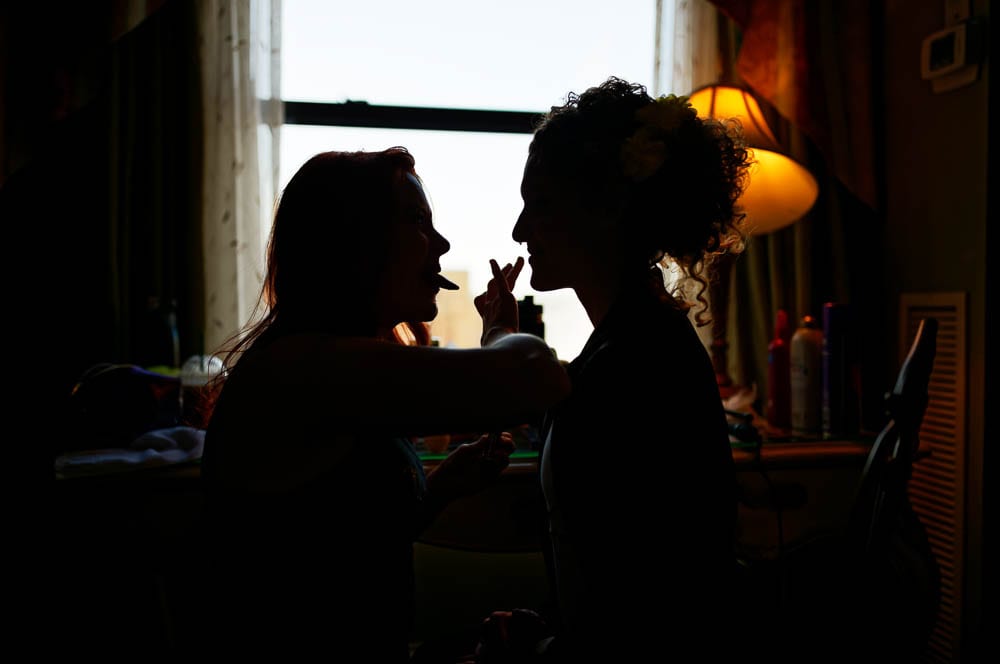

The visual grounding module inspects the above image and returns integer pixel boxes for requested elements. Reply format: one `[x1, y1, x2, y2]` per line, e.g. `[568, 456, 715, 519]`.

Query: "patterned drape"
[709, 0, 887, 428]
[197, 0, 282, 356]
[711, 0, 878, 208]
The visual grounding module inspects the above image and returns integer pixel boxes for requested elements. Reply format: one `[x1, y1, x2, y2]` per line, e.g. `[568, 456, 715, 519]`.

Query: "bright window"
[280, 0, 659, 360]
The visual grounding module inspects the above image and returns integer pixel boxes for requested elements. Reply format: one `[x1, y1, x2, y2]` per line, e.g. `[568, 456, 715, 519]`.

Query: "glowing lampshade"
[688, 84, 820, 399]
[738, 149, 820, 234]
[689, 84, 819, 234]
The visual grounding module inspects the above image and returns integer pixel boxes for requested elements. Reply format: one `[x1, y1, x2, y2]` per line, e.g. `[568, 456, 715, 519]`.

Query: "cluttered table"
[51, 428, 878, 484]
[421, 436, 875, 468]
[49, 428, 882, 556]
[43, 426, 892, 657]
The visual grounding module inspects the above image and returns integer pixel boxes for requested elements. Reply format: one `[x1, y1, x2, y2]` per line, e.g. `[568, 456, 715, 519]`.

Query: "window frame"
[283, 100, 544, 135]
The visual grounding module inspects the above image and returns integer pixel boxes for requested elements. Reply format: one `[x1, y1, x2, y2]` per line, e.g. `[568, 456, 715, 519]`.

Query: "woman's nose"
[434, 230, 451, 255]
[512, 210, 528, 243]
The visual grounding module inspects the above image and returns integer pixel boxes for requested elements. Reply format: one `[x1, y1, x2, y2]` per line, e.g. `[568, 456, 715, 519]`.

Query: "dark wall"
[2, 5, 203, 654]
[881, 0, 990, 658]
[2, 0, 203, 469]
[2, 3, 117, 476]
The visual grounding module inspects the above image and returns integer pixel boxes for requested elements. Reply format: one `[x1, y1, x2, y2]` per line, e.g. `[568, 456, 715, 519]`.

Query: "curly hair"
[529, 76, 752, 324]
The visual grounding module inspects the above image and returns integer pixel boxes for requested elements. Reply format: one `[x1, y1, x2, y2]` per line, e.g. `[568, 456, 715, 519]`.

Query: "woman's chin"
[391, 300, 439, 329]
[529, 273, 560, 292]
[415, 302, 439, 323]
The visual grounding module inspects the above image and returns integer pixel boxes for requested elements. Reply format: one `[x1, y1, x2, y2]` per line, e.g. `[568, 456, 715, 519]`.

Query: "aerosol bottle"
[790, 315, 823, 436]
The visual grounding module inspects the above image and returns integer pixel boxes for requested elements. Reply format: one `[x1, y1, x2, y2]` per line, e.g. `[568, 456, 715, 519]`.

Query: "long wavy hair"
[204, 148, 430, 416]
[529, 76, 752, 325]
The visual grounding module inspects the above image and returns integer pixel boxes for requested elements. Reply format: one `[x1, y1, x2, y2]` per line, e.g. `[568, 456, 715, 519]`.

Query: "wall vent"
[900, 292, 966, 664]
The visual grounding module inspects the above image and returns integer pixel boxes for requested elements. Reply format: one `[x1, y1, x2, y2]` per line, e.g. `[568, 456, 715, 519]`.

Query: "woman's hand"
[425, 432, 516, 504]
[474, 257, 524, 346]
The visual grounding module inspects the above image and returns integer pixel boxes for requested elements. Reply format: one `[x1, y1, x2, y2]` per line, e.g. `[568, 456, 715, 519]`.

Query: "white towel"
[55, 426, 205, 479]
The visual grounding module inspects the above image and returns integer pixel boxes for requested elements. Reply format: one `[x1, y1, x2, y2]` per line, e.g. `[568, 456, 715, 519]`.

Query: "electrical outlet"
[921, 16, 988, 93]
[944, 0, 970, 26]
[921, 23, 968, 79]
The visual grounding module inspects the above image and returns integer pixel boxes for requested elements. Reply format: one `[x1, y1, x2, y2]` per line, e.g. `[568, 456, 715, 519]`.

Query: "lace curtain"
[197, 0, 282, 356]
[655, 0, 723, 98]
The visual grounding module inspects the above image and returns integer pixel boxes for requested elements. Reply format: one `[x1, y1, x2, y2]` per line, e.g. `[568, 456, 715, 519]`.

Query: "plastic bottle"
[790, 314, 823, 436]
[766, 309, 792, 432]
[179, 354, 224, 428]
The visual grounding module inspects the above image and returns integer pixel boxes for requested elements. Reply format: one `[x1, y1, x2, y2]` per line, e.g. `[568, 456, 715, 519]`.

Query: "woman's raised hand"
[474, 257, 525, 346]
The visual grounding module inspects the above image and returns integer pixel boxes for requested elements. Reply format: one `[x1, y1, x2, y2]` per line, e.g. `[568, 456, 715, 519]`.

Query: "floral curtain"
[197, 0, 282, 356]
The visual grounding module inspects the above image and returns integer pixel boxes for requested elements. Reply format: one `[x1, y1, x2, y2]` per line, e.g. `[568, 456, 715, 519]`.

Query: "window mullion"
[282, 101, 541, 134]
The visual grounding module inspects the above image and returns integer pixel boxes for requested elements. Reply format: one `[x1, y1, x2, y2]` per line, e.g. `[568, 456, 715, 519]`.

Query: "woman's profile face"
[512, 155, 592, 293]
[375, 172, 452, 331]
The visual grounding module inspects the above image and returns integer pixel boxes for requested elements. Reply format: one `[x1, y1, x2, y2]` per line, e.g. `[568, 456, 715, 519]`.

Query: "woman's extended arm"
[250, 330, 568, 437]
[240, 255, 569, 437]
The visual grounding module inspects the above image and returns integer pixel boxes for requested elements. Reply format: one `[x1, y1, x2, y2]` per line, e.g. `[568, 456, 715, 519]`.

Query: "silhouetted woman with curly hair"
[471, 76, 753, 663]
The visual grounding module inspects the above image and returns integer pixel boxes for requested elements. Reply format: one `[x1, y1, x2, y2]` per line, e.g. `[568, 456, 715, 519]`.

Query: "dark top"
[539, 284, 738, 660]
[196, 367, 427, 661]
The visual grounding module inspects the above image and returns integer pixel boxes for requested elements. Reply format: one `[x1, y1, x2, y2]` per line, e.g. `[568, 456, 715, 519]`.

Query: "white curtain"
[655, 0, 721, 97]
[197, 0, 282, 356]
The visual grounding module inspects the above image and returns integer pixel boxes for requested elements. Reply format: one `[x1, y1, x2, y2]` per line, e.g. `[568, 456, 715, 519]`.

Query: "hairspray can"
[791, 315, 823, 436]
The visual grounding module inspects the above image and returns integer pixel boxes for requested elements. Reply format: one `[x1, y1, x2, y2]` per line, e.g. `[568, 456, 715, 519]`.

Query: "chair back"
[736, 318, 942, 664]
[848, 316, 937, 556]
[840, 316, 941, 662]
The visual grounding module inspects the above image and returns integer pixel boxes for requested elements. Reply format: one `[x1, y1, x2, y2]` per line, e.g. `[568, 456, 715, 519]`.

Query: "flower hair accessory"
[620, 94, 697, 181]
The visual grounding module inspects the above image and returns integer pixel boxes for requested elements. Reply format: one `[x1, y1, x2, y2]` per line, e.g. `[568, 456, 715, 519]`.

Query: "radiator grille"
[900, 292, 966, 664]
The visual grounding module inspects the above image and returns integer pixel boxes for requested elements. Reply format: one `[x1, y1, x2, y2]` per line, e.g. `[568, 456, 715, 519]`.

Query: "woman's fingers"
[506, 256, 525, 289]
[478, 431, 516, 459]
[489, 259, 505, 288]
[487, 259, 505, 298]
[490, 257, 525, 294]
[498, 257, 524, 292]
[477, 256, 524, 321]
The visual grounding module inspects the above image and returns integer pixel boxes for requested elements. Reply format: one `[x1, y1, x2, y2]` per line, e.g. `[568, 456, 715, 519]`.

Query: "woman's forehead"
[521, 156, 546, 188]
[521, 156, 567, 196]
[400, 172, 430, 208]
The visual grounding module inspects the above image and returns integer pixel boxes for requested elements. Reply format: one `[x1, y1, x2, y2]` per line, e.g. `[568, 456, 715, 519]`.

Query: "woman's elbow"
[525, 349, 571, 406]
[493, 333, 571, 406]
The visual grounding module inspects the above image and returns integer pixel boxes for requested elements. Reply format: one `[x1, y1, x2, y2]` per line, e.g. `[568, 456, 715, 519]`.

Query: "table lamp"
[688, 84, 819, 398]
